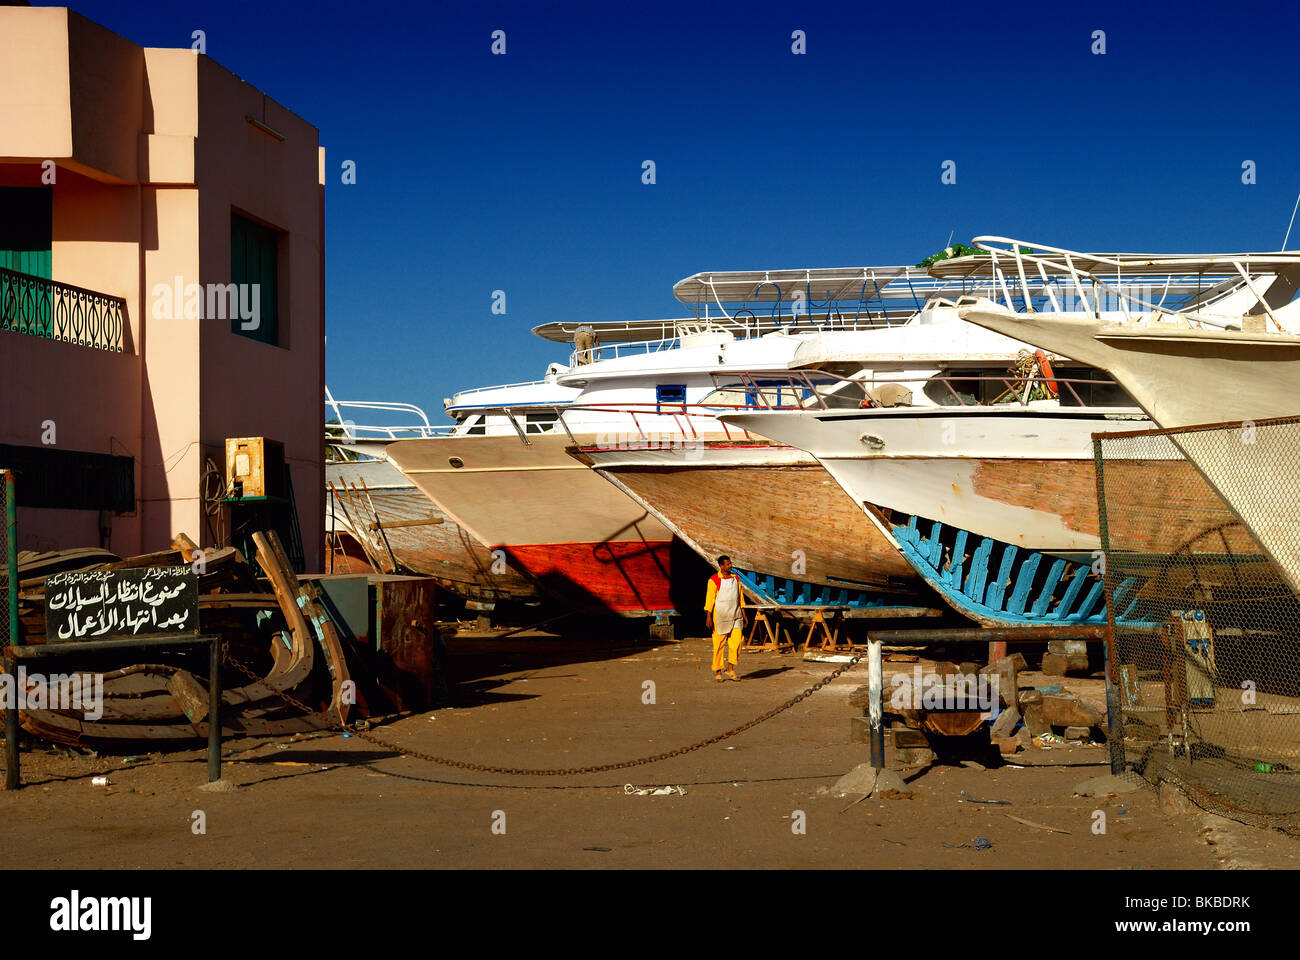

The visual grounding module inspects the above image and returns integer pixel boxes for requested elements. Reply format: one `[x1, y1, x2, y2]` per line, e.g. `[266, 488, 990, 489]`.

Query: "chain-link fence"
[1097, 416, 1300, 832]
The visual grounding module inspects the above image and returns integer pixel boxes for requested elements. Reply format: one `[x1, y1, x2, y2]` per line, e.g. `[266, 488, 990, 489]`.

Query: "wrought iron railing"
[0, 266, 125, 352]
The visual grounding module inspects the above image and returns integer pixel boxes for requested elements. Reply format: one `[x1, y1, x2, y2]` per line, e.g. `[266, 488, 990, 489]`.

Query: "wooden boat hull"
[385, 433, 676, 615]
[576, 440, 921, 603]
[328, 459, 538, 602]
[721, 407, 1152, 555]
[960, 305, 1300, 593]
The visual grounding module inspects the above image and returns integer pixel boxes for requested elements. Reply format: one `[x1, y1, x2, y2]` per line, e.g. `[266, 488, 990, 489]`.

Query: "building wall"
[194, 56, 326, 571]
[0, 6, 324, 568]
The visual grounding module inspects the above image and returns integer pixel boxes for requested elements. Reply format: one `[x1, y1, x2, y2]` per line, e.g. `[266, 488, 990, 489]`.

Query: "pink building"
[0, 3, 325, 569]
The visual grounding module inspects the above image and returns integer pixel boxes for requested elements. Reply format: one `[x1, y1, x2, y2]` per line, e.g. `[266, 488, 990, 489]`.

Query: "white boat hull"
[721, 407, 1151, 555]
[385, 433, 679, 614]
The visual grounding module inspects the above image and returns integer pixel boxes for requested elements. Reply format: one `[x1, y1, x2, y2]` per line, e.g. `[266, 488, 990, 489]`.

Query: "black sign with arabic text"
[44, 566, 199, 642]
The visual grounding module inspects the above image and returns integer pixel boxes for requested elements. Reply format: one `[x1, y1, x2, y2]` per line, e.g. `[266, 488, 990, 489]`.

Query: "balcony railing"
[0, 266, 125, 352]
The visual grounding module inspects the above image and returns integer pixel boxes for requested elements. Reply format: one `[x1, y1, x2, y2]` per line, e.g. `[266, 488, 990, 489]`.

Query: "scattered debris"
[1005, 813, 1071, 835]
[583, 846, 612, 852]
[1074, 773, 1143, 798]
[989, 705, 1020, 738]
[90, 776, 110, 787]
[943, 836, 991, 849]
[623, 784, 687, 797]
[960, 790, 1010, 805]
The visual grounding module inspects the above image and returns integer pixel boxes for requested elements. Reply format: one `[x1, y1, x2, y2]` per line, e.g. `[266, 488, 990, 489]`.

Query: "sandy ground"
[2, 632, 1296, 870]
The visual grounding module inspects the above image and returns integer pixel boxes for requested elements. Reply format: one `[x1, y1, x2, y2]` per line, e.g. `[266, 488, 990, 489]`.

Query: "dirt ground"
[2, 631, 1297, 870]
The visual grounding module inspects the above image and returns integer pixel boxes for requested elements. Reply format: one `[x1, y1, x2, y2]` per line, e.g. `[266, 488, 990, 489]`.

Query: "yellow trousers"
[711, 626, 743, 672]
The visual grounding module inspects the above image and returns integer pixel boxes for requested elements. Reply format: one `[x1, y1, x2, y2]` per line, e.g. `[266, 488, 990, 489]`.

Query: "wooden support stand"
[801, 608, 851, 654]
[742, 608, 793, 653]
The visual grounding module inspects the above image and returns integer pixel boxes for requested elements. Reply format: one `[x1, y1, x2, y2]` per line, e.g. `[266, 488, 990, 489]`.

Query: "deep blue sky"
[58, 0, 1300, 422]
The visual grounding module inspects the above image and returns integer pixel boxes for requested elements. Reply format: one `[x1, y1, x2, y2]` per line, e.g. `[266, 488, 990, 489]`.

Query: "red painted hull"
[505, 540, 675, 614]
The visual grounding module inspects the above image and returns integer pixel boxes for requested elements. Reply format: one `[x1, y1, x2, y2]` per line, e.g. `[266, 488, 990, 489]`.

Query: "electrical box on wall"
[224, 437, 285, 499]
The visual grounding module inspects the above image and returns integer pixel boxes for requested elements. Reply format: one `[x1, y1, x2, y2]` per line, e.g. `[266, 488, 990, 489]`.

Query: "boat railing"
[448, 377, 559, 399]
[552, 402, 758, 444]
[962, 236, 1300, 332]
[571, 335, 684, 366]
[711, 365, 1132, 412]
[547, 362, 1131, 451]
[566, 300, 980, 367]
[673, 266, 1010, 329]
[324, 392, 452, 442]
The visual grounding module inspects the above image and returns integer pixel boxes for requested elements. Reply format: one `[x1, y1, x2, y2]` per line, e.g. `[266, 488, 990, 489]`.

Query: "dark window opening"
[0, 187, 53, 280]
[524, 412, 558, 434]
[0, 444, 133, 512]
[230, 212, 281, 345]
[655, 384, 686, 412]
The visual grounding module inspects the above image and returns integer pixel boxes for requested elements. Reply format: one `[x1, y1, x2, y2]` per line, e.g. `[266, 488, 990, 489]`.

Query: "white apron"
[714, 576, 742, 634]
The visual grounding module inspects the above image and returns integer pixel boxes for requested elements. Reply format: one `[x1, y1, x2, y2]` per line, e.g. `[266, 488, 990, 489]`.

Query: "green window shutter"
[230, 212, 280, 345]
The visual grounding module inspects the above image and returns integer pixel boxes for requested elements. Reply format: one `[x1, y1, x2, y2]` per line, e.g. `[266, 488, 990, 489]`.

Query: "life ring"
[1035, 350, 1059, 397]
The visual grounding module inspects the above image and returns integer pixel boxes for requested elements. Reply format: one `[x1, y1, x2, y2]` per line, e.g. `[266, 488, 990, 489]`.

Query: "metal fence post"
[1092, 440, 1126, 775]
[867, 636, 884, 769]
[1103, 625, 1126, 775]
[4, 470, 19, 790]
[208, 636, 221, 782]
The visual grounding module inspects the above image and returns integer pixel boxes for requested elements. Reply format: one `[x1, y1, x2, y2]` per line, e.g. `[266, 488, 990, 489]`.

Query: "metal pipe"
[3, 651, 16, 790]
[867, 637, 884, 769]
[208, 636, 221, 782]
[7, 633, 218, 658]
[865, 626, 1108, 645]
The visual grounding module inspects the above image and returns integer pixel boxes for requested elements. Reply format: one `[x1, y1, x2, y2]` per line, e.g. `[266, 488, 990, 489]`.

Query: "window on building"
[0, 444, 133, 511]
[0, 187, 52, 280]
[230, 212, 281, 345]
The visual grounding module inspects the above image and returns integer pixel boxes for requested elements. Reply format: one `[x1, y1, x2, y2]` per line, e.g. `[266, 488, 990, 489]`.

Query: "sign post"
[5, 563, 221, 789]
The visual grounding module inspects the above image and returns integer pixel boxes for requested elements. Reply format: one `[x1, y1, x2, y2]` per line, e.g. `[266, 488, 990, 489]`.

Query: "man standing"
[704, 555, 746, 682]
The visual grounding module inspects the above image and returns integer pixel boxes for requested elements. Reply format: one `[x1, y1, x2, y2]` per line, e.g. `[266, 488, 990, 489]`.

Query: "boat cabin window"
[656, 384, 687, 411]
[922, 366, 1137, 407]
[524, 412, 559, 434]
[923, 368, 1010, 406]
[700, 381, 817, 409]
[1053, 367, 1137, 407]
[462, 415, 486, 436]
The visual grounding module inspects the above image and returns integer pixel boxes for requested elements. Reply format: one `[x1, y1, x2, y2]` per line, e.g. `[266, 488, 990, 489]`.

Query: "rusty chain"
[220, 643, 861, 777]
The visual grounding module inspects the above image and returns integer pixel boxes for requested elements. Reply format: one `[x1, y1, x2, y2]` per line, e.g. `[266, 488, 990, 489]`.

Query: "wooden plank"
[986, 544, 1018, 609]
[1006, 552, 1043, 617]
[1031, 558, 1068, 617]
[252, 531, 316, 688]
